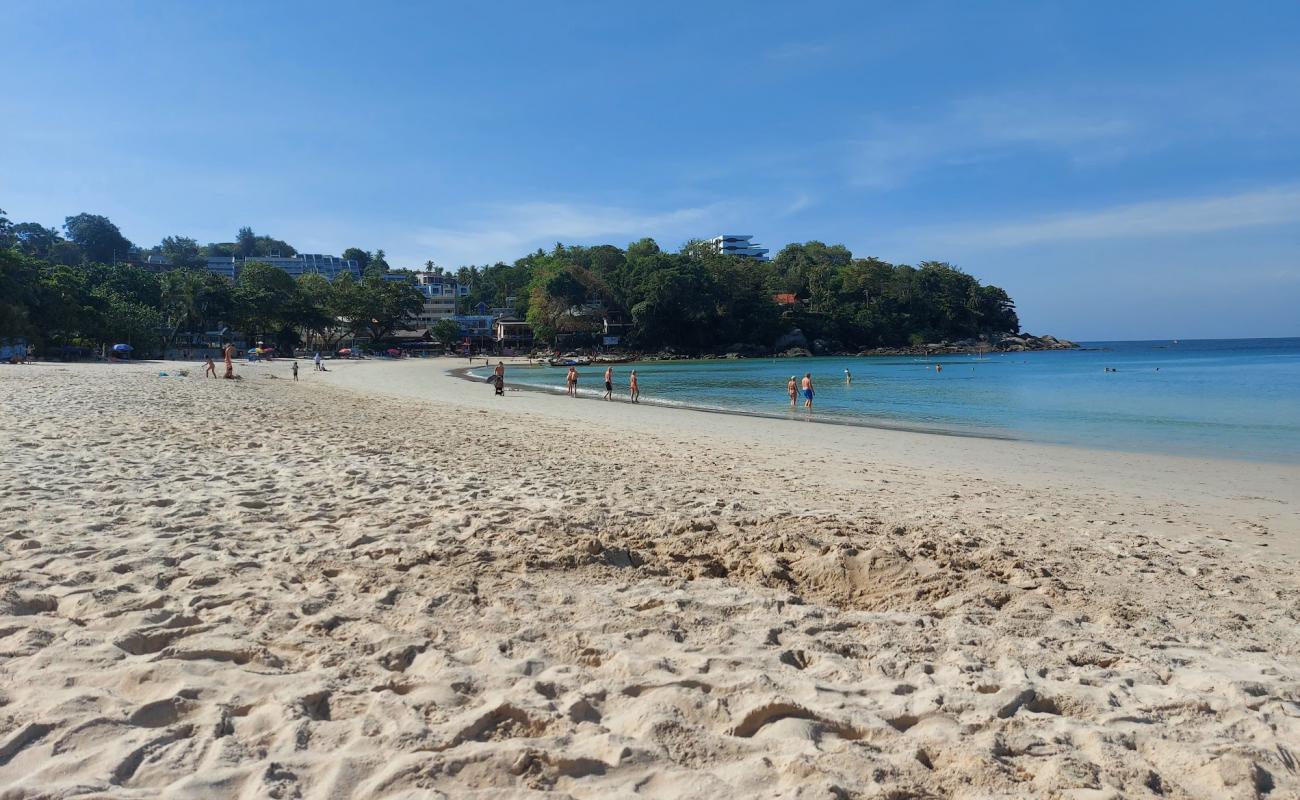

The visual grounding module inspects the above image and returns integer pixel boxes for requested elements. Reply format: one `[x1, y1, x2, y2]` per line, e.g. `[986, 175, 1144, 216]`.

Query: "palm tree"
[160, 269, 203, 349]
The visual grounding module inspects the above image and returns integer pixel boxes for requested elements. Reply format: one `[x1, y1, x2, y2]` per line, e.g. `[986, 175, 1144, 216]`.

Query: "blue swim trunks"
[803, 388, 814, 400]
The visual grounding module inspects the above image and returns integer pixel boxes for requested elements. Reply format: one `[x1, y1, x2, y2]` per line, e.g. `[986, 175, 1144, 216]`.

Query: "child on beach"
[204, 357, 216, 377]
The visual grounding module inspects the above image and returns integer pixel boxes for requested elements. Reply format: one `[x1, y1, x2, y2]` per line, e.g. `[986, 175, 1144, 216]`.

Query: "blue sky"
[3, 1, 1299, 339]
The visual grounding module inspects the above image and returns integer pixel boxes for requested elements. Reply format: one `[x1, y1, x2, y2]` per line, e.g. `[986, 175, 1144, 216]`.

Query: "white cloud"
[900, 185, 1300, 249]
[409, 201, 727, 265]
[847, 92, 1142, 189]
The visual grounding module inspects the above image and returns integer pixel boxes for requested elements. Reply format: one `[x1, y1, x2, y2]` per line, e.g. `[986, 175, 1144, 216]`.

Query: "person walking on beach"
[291, 361, 298, 382]
[603, 366, 614, 400]
[566, 366, 578, 397]
[204, 356, 216, 378]
[801, 373, 814, 409]
[629, 370, 639, 403]
[494, 360, 505, 382]
[314, 352, 323, 371]
[787, 376, 798, 407]
[222, 344, 235, 379]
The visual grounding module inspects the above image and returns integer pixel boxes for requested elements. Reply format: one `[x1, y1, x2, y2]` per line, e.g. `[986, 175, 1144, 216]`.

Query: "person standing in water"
[629, 370, 640, 403]
[566, 366, 578, 397]
[801, 373, 814, 409]
[844, 368, 852, 385]
[603, 366, 614, 400]
[787, 376, 798, 407]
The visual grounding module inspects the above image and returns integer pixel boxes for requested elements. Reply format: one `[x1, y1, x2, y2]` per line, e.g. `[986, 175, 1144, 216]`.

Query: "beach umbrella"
[386, 348, 400, 356]
[112, 343, 133, 352]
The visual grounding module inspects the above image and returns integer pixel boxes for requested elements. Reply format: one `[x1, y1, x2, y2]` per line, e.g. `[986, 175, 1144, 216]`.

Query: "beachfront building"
[494, 317, 534, 352]
[142, 253, 360, 281]
[246, 254, 360, 281]
[406, 272, 469, 328]
[709, 234, 770, 261]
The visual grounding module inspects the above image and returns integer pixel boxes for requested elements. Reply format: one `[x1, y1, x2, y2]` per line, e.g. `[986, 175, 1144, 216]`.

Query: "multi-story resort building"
[144, 253, 360, 281]
[409, 272, 470, 328]
[709, 234, 770, 261]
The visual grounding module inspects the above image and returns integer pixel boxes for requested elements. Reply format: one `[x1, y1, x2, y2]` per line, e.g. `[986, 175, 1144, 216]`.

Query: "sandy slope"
[1, 360, 1297, 799]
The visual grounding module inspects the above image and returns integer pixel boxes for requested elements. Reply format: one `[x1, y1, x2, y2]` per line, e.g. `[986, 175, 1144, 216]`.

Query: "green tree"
[233, 262, 300, 343]
[101, 295, 163, 355]
[364, 248, 390, 277]
[161, 235, 204, 269]
[0, 249, 41, 338]
[160, 268, 231, 346]
[64, 213, 132, 264]
[350, 274, 423, 342]
[236, 226, 257, 257]
[296, 273, 341, 350]
[342, 247, 372, 271]
[10, 222, 65, 260]
[431, 318, 462, 347]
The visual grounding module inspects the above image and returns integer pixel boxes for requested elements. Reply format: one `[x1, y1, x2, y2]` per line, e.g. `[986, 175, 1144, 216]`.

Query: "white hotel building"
[709, 234, 770, 261]
[410, 271, 470, 328]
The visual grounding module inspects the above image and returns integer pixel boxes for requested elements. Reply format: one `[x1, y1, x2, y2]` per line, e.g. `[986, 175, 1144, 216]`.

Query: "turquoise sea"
[471, 338, 1300, 464]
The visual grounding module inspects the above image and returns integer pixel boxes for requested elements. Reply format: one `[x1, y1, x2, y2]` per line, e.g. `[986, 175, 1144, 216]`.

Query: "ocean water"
[471, 338, 1300, 463]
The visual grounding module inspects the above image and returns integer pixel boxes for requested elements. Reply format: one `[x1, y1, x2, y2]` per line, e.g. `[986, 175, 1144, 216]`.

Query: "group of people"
[200, 344, 239, 379]
[561, 364, 640, 403]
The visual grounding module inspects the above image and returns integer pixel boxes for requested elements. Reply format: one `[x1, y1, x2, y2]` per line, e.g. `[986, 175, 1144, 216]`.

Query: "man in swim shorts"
[603, 366, 613, 401]
[801, 373, 814, 409]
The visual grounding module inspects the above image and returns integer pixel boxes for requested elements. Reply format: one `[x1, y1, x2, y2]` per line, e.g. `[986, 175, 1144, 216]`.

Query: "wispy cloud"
[410, 201, 727, 265]
[847, 92, 1140, 189]
[782, 192, 815, 216]
[899, 185, 1300, 249]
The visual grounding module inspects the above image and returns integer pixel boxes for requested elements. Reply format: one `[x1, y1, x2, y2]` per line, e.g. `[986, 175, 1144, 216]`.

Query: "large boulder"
[774, 329, 809, 351]
[777, 347, 813, 358]
[811, 338, 845, 356]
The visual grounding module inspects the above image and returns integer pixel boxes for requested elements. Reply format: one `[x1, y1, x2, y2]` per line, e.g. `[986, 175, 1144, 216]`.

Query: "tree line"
[2, 207, 1021, 357]
[0, 210, 422, 356]
[461, 238, 1019, 351]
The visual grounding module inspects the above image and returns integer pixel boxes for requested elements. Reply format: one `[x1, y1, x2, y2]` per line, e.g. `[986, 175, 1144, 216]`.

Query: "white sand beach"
[2, 358, 1298, 799]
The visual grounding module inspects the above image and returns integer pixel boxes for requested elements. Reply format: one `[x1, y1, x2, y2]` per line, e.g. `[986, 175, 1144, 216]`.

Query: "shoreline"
[448, 361, 1300, 467]
[447, 364, 1021, 443]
